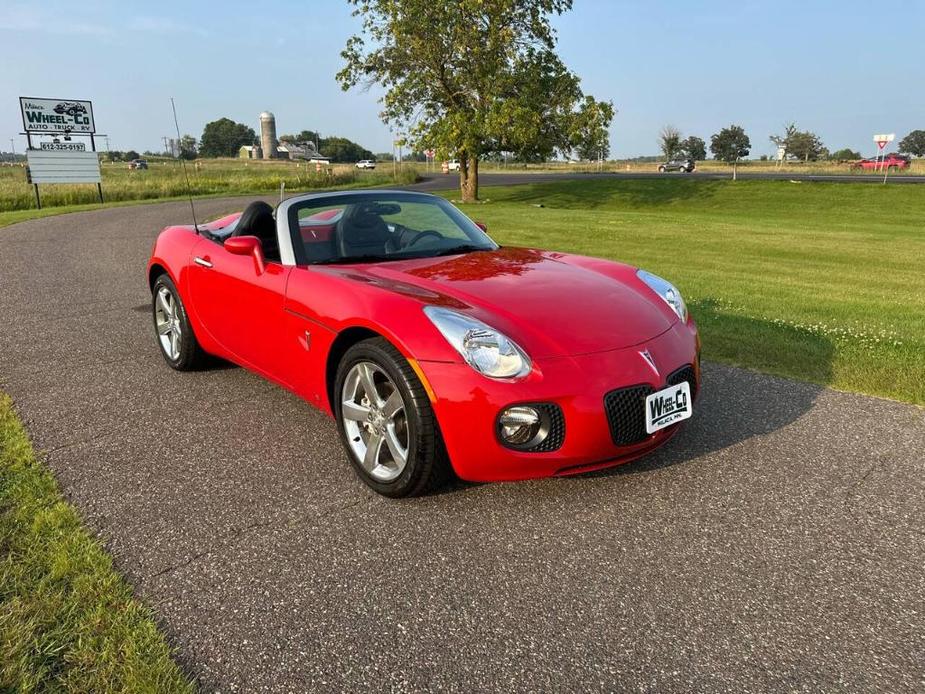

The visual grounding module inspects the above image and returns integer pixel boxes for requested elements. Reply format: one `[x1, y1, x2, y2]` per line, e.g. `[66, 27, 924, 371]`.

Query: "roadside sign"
[873, 133, 895, 149]
[20, 97, 96, 134]
[26, 150, 101, 184]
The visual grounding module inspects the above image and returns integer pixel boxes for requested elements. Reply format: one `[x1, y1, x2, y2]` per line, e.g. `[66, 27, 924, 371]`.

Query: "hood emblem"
[640, 349, 659, 376]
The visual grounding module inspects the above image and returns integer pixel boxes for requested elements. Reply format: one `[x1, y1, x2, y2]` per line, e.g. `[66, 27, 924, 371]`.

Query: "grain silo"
[259, 111, 277, 160]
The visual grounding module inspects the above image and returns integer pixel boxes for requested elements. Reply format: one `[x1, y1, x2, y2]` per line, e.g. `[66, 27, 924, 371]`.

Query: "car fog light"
[498, 406, 543, 446]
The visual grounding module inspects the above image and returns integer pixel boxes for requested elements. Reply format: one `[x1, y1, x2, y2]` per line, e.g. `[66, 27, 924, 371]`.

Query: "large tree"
[787, 130, 825, 161]
[769, 122, 824, 162]
[319, 136, 375, 162]
[570, 96, 614, 162]
[710, 125, 750, 180]
[831, 147, 861, 161]
[179, 134, 198, 160]
[659, 125, 682, 161]
[680, 135, 706, 161]
[199, 118, 257, 158]
[898, 130, 925, 157]
[338, 0, 612, 201]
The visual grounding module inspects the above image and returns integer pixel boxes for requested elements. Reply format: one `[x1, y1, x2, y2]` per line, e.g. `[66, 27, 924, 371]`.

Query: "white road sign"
[873, 133, 895, 143]
[20, 97, 96, 134]
[26, 150, 101, 184]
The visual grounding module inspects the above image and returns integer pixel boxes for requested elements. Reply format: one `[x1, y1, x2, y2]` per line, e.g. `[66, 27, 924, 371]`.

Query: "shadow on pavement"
[436, 302, 836, 491]
[585, 301, 836, 478]
[494, 177, 725, 208]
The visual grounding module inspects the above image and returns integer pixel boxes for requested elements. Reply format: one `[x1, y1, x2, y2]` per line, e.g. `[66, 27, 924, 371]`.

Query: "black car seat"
[233, 201, 279, 261]
[337, 206, 391, 258]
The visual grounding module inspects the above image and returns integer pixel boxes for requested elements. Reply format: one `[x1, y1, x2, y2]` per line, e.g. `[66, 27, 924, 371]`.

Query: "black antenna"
[170, 97, 199, 231]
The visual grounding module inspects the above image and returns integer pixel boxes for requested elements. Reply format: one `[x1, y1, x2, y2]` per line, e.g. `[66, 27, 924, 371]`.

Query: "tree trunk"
[459, 154, 479, 202]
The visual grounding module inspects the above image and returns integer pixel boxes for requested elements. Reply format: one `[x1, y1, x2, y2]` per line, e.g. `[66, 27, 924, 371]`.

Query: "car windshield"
[288, 192, 498, 265]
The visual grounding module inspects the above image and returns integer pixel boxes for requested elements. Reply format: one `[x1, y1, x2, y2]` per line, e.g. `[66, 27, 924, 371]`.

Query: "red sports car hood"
[336, 247, 676, 358]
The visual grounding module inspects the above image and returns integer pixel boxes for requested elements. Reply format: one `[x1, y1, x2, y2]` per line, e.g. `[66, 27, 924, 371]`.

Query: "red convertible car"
[148, 191, 700, 496]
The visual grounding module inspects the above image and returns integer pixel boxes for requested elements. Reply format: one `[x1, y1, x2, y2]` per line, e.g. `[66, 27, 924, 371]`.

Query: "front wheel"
[658, 166, 666, 173]
[334, 338, 446, 497]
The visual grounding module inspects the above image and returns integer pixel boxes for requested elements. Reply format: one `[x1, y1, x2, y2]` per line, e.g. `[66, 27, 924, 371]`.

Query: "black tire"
[334, 337, 448, 497]
[658, 166, 666, 173]
[151, 273, 207, 371]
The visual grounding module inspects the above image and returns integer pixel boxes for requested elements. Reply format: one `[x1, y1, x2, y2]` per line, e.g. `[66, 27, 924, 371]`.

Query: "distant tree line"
[657, 123, 925, 163]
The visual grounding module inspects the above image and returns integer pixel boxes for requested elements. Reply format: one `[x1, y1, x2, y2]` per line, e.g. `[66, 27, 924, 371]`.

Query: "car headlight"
[423, 306, 531, 379]
[637, 269, 688, 322]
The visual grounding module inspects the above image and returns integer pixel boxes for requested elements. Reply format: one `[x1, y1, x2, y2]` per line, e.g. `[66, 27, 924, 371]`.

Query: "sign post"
[19, 96, 103, 208]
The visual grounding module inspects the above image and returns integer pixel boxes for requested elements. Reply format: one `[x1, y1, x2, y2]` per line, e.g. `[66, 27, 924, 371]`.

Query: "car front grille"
[603, 364, 697, 447]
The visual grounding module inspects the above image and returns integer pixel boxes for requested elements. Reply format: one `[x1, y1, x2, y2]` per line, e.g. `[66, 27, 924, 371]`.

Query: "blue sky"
[2, 0, 922, 158]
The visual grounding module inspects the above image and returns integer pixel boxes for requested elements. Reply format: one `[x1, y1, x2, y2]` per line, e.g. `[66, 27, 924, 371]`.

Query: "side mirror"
[224, 235, 265, 274]
[474, 221, 488, 232]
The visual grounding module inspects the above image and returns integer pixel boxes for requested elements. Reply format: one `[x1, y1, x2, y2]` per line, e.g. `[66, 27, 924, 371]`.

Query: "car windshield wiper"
[426, 244, 492, 258]
[313, 254, 394, 265]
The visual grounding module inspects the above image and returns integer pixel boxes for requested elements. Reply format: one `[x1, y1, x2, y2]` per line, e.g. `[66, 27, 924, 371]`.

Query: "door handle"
[193, 256, 213, 268]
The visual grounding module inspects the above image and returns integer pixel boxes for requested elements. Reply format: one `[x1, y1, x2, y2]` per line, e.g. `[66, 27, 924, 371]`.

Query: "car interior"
[203, 197, 487, 266]
[232, 201, 279, 262]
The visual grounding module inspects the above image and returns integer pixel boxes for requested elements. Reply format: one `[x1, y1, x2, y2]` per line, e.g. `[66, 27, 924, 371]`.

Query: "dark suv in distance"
[658, 158, 695, 173]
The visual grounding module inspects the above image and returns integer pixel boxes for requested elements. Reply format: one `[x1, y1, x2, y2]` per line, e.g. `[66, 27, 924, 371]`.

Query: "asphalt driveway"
[1, 199, 923, 692]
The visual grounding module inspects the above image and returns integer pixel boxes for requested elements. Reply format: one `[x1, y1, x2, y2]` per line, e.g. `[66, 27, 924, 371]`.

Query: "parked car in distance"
[851, 154, 910, 170]
[355, 160, 376, 170]
[658, 158, 695, 173]
[447, 159, 461, 172]
[129, 158, 148, 170]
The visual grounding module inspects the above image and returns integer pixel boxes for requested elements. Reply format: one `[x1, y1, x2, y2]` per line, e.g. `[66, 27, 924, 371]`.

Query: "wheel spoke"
[384, 426, 407, 466]
[156, 290, 171, 317]
[342, 401, 370, 421]
[362, 431, 383, 471]
[156, 321, 171, 336]
[170, 331, 179, 358]
[382, 390, 404, 418]
[357, 363, 382, 407]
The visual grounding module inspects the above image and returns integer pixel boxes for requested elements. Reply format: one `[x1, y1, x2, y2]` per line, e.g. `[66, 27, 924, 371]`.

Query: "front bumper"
[418, 319, 700, 482]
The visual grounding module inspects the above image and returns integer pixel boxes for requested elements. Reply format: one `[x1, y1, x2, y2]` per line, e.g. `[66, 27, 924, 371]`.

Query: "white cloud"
[0, 5, 111, 35]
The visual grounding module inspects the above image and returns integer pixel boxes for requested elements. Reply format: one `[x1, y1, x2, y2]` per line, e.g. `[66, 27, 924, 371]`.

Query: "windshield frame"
[284, 191, 498, 266]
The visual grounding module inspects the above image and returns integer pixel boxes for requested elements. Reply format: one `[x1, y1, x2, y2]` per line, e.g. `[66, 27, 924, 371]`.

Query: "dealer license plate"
[644, 381, 692, 434]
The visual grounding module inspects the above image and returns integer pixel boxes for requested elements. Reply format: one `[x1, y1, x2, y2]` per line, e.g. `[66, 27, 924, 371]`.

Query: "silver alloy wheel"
[341, 361, 409, 482]
[154, 285, 182, 360]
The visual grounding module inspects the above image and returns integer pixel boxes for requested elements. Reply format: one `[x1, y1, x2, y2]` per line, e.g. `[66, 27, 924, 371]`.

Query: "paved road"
[414, 170, 925, 190]
[1, 200, 923, 692]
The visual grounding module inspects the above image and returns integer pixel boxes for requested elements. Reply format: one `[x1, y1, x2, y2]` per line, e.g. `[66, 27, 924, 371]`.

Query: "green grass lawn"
[447, 178, 925, 405]
[0, 395, 194, 692]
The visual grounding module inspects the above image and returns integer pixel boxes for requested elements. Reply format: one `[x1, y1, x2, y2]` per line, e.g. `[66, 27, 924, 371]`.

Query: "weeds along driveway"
[0, 199, 923, 692]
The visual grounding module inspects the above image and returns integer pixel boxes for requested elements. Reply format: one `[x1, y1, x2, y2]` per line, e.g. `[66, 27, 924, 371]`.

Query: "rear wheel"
[151, 274, 206, 370]
[334, 338, 446, 497]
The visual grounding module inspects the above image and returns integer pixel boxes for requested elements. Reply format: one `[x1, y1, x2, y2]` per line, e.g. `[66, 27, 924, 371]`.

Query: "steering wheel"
[407, 230, 444, 248]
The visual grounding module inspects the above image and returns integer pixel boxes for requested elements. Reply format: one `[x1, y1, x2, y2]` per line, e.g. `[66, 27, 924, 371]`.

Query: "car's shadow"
[437, 301, 835, 492]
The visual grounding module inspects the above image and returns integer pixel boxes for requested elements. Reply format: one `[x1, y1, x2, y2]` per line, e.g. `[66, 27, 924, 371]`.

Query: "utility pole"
[9, 137, 15, 157]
